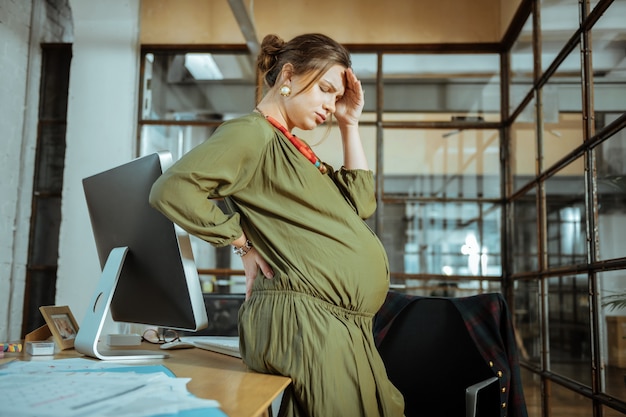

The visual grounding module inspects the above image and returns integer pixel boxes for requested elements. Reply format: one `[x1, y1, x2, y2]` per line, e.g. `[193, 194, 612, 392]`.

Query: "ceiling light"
[184, 53, 223, 80]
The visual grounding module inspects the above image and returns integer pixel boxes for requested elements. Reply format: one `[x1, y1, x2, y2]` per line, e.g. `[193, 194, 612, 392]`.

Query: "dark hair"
[257, 33, 352, 93]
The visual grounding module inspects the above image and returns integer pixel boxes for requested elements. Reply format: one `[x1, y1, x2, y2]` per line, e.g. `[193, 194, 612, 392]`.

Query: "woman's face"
[283, 64, 346, 131]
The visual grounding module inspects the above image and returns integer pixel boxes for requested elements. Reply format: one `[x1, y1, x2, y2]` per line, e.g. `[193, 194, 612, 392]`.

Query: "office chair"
[376, 294, 520, 417]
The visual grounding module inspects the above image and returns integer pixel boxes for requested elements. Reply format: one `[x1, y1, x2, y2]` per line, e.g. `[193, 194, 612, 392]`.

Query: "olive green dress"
[149, 113, 405, 417]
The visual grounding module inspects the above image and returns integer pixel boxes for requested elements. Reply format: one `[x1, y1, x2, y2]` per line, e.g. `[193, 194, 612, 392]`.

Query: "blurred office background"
[1, 0, 625, 415]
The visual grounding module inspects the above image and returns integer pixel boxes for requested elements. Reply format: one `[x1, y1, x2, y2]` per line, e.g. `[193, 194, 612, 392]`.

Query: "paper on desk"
[0, 357, 131, 373]
[0, 358, 224, 417]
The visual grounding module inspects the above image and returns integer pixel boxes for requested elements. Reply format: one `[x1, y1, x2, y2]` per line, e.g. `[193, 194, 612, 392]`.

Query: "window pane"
[140, 124, 216, 160]
[382, 53, 500, 121]
[296, 119, 377, 174]
[604, 405, 626, 417]
[550, 381, 594, 416]
[352, 53, 378, 113]
[423, 279, 501, 297]
[545, 160, 587, 268]
[589, 0, 601, 12]
[520, 368, 541, 415]
[591, 0, 626, 122]
[510, 14, 533, 115]
[382, 128, 501, 198]
[515, 280, 541, 366]
[596, 123, 626, 262]
[599, 270, 626, 403]
[542, 45, 583, 169]
[511, 187, 539, 273]
[548, 275, 591, 384]
[142, 52, 255, 121]
[382, 201, 501, 277]
[511, 97, 537, 194]
[540, 0, 581, 71]
[190, 234, 246, 294]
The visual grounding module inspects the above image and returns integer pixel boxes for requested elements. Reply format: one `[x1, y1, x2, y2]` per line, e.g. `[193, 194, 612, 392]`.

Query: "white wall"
[57, 0, 140, 324]
[0, 0, 74, 341]
[0, 1, 34, 342]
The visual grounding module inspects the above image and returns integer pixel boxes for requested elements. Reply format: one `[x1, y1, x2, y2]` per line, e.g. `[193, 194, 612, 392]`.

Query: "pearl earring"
[279, 85, 292, 97]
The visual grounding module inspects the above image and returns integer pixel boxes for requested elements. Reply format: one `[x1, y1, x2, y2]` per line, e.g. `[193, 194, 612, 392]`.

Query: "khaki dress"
[149, 113, 405, 417]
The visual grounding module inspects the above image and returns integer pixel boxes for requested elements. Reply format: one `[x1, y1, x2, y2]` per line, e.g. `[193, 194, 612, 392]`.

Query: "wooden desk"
[1, 345, 290, 417]
[155, 347, 290, 417]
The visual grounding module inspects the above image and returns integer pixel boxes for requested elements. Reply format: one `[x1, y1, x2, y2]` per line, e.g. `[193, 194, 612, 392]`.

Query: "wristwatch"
[232, 240, 253, 257]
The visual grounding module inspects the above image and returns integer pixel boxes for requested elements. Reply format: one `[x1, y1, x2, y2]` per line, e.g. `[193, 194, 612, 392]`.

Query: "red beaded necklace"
[255, 108, 327, 174]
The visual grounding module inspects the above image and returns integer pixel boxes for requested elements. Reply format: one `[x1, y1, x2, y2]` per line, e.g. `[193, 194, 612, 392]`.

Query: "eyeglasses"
[141, 328, 180, 344]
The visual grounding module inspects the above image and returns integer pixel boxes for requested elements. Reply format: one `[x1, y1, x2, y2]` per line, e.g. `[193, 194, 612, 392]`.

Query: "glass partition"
[382, 201, 501, 279]
[381, 128, 501, 198]
[599, 270, 626, 404]
[520, 368, 541, 415]
[550, 382, 594, 416]
[542, 47, 583, 169]
[511, 187, 539, 273]
[510, 13, 534, 116]
[597, 122, 626, 261]
[548, 275, 591, 384]
[296, 121, 377, 173]
[545, 159, 587, 268]
[515, 280, 541, 366]
[591, 0, 626, 123]
[142, 52, 256, 122]
[382, 53, 501, 121]
[511, 97, 537, 194]
[597, 113, 626, 403]
[140, 125, 216, 161]
[507, 0, 626, 413]
[540, 0, 581, 71]
[352, 53, 378, 113]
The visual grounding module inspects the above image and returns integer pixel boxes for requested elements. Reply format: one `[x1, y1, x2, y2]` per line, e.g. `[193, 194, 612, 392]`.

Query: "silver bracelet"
[232, 240, 253, 257]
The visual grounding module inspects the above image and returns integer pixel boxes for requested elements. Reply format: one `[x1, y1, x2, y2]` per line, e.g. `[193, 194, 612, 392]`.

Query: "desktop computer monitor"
[75, 151, 209, 360]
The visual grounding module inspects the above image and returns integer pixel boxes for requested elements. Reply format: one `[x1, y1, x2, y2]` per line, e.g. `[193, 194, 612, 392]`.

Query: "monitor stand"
[75, 247, 169, 360]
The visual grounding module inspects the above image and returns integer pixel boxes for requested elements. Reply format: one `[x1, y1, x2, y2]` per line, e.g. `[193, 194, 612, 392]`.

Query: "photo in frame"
[39, 305, 79, 350]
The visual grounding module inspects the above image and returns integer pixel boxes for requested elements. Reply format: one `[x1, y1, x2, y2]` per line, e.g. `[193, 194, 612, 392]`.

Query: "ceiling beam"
[227, 0, 260, 60]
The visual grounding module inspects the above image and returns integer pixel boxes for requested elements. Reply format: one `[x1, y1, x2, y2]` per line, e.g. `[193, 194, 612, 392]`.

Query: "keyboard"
[180, 336, 241, 358]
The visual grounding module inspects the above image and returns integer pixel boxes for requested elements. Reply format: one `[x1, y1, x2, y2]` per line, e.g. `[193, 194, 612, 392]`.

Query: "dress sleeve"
[149, 117, 267, 247]
[330, 166, 377, 219]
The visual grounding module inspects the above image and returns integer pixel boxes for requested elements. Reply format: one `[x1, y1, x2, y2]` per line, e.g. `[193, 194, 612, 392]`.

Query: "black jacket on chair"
[374, 292, 528, 417]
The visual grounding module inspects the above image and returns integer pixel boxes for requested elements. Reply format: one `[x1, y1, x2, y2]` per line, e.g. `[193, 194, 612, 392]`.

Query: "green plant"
[602, 291, 626, 312]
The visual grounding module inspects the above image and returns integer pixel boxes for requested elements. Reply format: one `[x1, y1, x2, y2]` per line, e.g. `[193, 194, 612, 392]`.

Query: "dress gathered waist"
[251, 288, 375, 319]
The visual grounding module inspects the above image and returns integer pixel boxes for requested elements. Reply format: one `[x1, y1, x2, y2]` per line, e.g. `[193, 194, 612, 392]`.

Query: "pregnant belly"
[336, 230, 390, 312]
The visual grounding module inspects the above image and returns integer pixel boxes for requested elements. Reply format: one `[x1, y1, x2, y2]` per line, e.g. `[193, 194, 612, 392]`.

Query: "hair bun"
[261, 34, 285, 54]
[257, 34, 285, 83]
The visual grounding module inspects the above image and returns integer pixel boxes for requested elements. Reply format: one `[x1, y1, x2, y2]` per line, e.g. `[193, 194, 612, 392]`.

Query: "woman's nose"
[324, 99, 335, 114]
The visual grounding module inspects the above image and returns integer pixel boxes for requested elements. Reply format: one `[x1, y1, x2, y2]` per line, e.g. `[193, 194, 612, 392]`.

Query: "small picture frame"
[39, 305, 79, 350]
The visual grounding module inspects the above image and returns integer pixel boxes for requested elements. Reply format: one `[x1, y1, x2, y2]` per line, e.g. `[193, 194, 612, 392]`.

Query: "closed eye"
[320, 80, 343, 102]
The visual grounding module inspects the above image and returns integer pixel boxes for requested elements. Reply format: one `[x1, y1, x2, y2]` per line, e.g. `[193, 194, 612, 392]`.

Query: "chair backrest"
[377, 297, 501, 417]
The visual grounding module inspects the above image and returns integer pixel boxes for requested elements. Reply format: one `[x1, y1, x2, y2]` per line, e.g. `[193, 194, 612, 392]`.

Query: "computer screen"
[75, 151, 208, 360]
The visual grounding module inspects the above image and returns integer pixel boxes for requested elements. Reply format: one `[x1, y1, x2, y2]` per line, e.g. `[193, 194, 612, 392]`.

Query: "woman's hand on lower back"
[242, 249, 274, 300]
